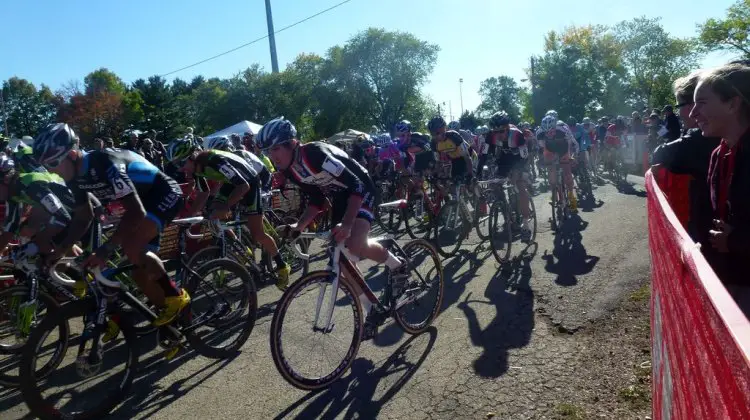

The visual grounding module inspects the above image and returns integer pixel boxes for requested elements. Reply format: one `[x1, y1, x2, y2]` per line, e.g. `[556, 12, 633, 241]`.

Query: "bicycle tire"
[432, 201, 464, 258]
[489, 199, 513, 264]
[403, 196, 431, 240]
[376, 204, 403, 235]
[183, 258, 257, 359]
[474, 190, 493, 240]
[393, 239, 444, 334]
[0, 286, 69, 387]
[270, 270, 362, 391]
[20, 298, 138, 420]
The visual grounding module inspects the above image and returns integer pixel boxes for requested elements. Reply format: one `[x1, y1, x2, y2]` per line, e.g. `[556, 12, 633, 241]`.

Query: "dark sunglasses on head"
[676, 102, 693, 109]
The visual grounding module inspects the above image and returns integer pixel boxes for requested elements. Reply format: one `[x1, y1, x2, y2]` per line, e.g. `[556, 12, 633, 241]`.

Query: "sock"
[157, 274, 180, 297]
[273, 253, 286, 269]
[359, 293, 372, 315]
[384, 252, 402, 269]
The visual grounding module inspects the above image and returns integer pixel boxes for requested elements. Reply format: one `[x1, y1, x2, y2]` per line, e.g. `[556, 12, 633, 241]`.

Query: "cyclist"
[519, 122, 538, 180]
[489, 112, 534, 238]
[579, 117, 596, 172]
[33, 123, 189, 326]
[13, 143, 46, 173]
[539, 115, 578, 212]
[166, 137, 291, 289]
[429, 116, 473, 183]
[207, 136, 273, 191]
[259, 117, 406, 340]
[603, 116, 627, 170]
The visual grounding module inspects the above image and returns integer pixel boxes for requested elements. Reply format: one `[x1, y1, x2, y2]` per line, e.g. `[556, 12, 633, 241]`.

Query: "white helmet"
[541, 115, 557, 132]
[475, 125, 489, 135]
[545, 109, 559, 119]
[582, 117, 592, 125]
[448, 121, 460, 130]
[206, 136, 234, 151]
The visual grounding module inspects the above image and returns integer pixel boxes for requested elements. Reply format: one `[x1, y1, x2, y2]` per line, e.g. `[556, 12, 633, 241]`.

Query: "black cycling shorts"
[141, 177, 184, 253]
[450, 157, 468, 180]
[413, 150, 436, 173]
[216, 176, 262, 216]
[495, 153, 527, 178]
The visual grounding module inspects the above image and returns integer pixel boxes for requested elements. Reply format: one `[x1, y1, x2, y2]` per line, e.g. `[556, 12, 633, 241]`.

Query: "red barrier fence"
[647, 168, 750, 419]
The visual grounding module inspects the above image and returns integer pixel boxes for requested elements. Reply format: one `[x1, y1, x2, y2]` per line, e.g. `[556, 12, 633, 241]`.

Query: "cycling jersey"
[495, 126, 529, 178]
[284, 141, 376, 224]
[259, 153, 275, 173]
[233, 149, 271, 189]
[436, 130, 470, 160]
[605, 124, 626, 147]
[69, 149, 183, 233]
[539, 128, 573, 156]
[578, 125, 596, 152]
[4, 172, 74, 234]
[192, 149, 261, 215]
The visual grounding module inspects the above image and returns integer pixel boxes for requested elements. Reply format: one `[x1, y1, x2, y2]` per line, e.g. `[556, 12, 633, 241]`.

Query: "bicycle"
[574, 151, 594, 201]
[19, 216, 257, 420]
[550, 163, 572, 232]
[270, 228, 443, 391]
[188, 190, 310, 284]
[432, 178, 475, 258]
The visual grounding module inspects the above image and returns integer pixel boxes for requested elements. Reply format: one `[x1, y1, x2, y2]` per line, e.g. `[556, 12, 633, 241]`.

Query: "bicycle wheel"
[432, 201, 465, 258]
[280, 215, 311, 276]
[393, 239, 444, 334]
[183, 258, 257, 359]
[403, 195, 431, 240]
[525, 189, 538, 243]
[0, 286, 69, 387]
[489, 199, 513, 264]
[20, 298, 138, 420]
[376, 203, 403, 234]
[270, 270, 362, 390]
[474, 189, 493, 240]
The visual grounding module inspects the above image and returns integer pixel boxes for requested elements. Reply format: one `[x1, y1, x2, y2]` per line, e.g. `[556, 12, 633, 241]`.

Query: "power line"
[160, 0, 353, 77]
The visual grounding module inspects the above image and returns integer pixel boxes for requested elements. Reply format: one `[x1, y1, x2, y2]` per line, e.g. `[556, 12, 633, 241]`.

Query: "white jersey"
[233, 149, 266, 175]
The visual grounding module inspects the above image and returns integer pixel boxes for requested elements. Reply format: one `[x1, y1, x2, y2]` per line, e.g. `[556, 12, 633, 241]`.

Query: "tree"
[1, 77, 58, 137]
[459, 111, 482, 131]
[477, 76, 522, 121]
[84, 68, 127, 96]
[699, 0, 750, 58]
[615, 17, 700, 109]
[331, 28, 440, 134]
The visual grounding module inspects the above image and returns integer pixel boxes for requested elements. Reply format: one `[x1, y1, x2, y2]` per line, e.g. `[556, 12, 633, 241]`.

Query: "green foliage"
[459, 111, 482, 131]
[1, 77, 58, 137]
[699, 0, 750, 58]
[477, 76, 522, 121]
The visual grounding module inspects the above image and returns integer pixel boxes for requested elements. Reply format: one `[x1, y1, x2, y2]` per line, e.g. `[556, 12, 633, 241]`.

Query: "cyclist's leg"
[543, 150, 558, 188]
[123, 181, 188, 326]
[511, 168, 531, 220]
[560, 153, 577, 210]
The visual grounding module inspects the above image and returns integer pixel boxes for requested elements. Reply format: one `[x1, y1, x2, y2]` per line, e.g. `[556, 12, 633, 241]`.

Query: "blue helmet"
[257, 117, 297, 150]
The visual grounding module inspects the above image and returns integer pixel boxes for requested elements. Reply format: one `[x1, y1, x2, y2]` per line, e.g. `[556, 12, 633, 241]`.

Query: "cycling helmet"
[476, 125, 490, 135]
[519, 122, 530, 130]
[582, 117, 591, 125]
[394, 120, 412, 134]
[33, 123, 78, 166]
[541, 115, 557, 132]
[0, 155, 15, 178]
[206, 136, 235, 151]
[545, 109, 559, 119]
[229, 133, 242, 149]
[631, 111, 641, 119]
[257, 116, 297, 150]
[165, 138, 196, 163]
[488, 111, 511, 129]
[427, 116, 447, 133]
[448, 121, 460, 130]
[567, 116, 577, 127]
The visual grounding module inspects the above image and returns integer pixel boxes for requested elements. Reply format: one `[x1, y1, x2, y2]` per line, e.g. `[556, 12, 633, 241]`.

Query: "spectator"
[242, 131, 254, 151]
[141, 138, 163, 170]
[94, 138, 104, 150]
[630, 112, 648, 135]
[652, 69, 720, 249]
[122, 131, 142, 155]
[662, 105, 681, 141]
[691, 63, 750, 301]
[105, 138, 115, 149]
[595, 117, 608, 144]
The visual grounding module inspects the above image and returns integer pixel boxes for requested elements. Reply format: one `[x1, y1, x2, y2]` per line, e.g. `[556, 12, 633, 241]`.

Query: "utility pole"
[265, 0, 280, 73]
[459, 78, 464, 116]
[530, 56, 538, 123]
[449, 100, 453, 122]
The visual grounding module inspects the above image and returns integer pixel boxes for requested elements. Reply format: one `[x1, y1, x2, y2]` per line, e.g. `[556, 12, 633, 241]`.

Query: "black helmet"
[33, 123, 78, 166]
[488, 111, 510, 129]
[427, 116, 447, 133]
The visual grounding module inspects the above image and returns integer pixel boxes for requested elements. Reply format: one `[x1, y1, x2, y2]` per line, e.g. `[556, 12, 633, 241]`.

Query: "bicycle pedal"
[163, 344, 182, 360]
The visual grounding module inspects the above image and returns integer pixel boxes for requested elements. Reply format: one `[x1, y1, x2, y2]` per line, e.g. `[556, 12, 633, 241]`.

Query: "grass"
[629, 283, 651, 302]
[554, 403, 586, 420]
[618, 384, 651, 409]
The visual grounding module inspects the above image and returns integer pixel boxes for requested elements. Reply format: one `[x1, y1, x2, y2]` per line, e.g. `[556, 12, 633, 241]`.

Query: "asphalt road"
[0, 175, 650, 420]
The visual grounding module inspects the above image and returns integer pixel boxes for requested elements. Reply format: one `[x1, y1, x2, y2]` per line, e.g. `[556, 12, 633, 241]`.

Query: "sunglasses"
[676, 102, 693, 109]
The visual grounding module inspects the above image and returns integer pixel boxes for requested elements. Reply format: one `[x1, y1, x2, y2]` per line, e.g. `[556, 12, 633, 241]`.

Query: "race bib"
[111, 177, 134, 199]
[40, 193, 63, 214]
[322, 156, 345, 176]
[218, 164, 237, 180]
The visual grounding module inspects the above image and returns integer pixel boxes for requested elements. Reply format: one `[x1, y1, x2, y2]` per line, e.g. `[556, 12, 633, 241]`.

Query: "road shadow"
[456, 250, 536, 378]
[617, 181, 647, 197]
[542, 215, 600, 286]
[274, 327, 438, 420]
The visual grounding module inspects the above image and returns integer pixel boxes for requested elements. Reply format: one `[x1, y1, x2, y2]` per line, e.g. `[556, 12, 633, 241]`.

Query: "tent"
[205, 120, 263, 140]
[325, 129, 368, 144]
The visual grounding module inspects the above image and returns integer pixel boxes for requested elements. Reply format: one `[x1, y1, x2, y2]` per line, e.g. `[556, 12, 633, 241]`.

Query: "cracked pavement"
[0, 176, 650, 420]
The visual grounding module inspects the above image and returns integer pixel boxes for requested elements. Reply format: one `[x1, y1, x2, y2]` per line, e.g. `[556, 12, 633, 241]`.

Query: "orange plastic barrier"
[646, 169, 750, 419]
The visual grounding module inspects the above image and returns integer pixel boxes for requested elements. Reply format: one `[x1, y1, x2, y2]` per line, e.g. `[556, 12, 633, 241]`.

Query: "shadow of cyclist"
[541, 215, 599, 286]
[274, 327, 437, 420]
[456, 252, 535, 378]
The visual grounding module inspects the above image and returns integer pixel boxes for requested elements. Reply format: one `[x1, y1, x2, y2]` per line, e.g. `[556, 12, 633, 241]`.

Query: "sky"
[0, 0, 739, 121]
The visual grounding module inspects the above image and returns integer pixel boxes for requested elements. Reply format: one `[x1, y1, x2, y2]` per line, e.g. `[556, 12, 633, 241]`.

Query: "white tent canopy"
[205, 120, 263, 140]
[325, 129, 368, 144]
